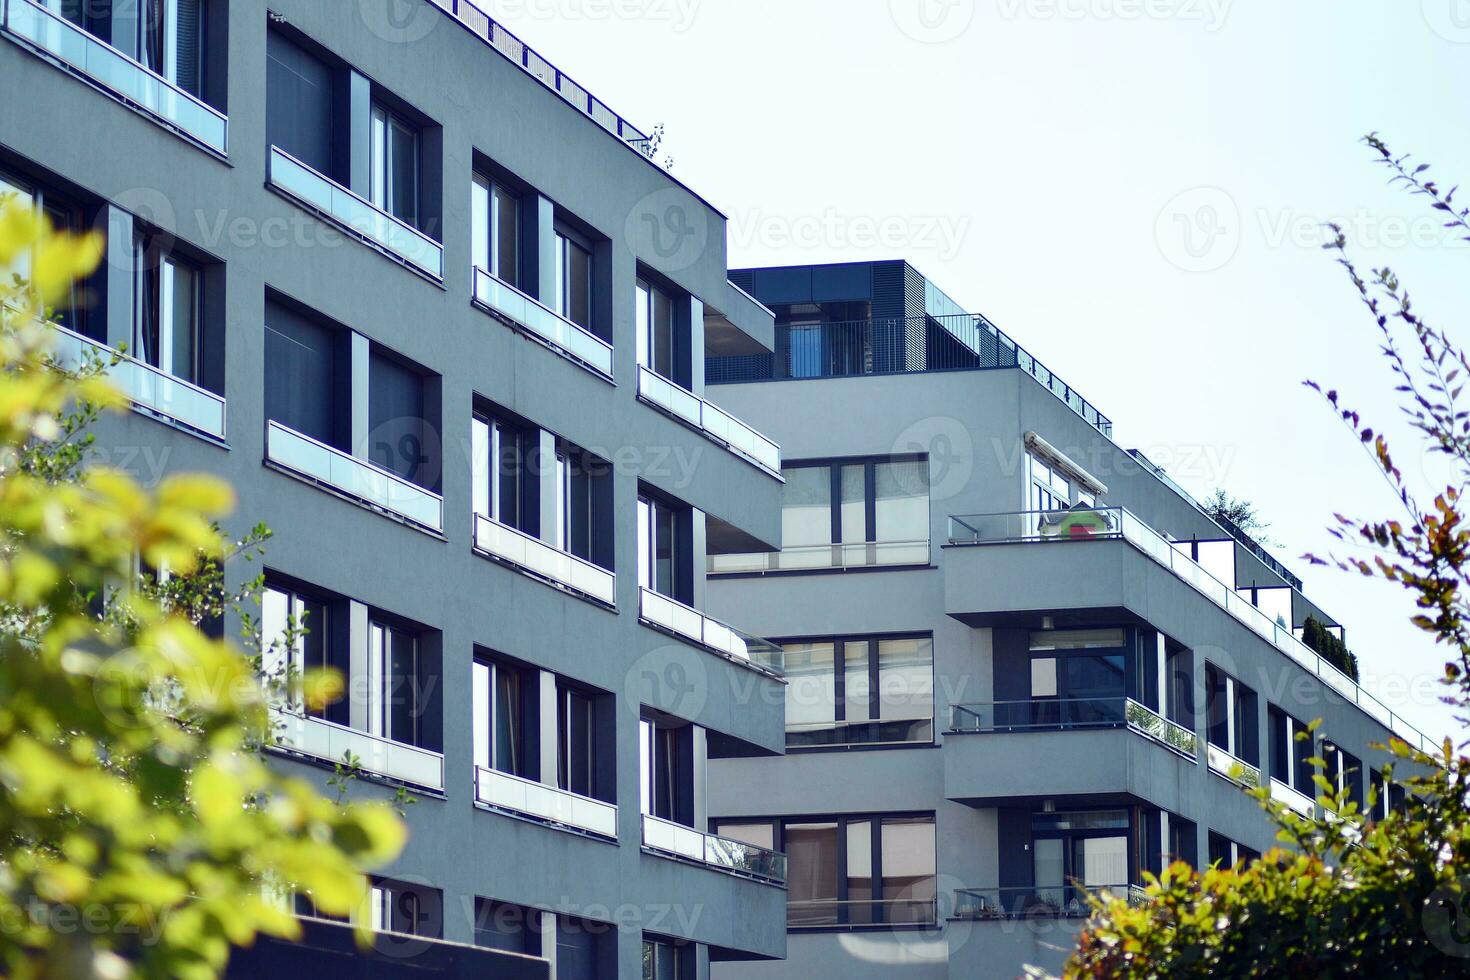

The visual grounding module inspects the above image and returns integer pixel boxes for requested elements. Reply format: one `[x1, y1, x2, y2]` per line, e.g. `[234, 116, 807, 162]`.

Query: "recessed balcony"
[473, 514, 616, 607]
[474, 766, 617, 840]
[640, 814, 787, 885]
[1270, 778, 1316, 817]
[270, 709, 444, 792]
[50, 324, 226, 442]
[265, 420, 444, 533]
[708, 539, 930, 575]
[3, 0, 228, 154]
[636, 366, 781, 477]
[951, 883, 1146, 921]
[268, 146, 443, 280]
[637, 587, 784, 677]
[1205, 742, 1261, 789]
[949, 697, 1198, 762]
[472, 268, 613, 379]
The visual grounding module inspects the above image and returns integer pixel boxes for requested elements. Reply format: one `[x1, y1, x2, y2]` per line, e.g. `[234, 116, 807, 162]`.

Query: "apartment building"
[0, 2, 792, 977]
[703, 261, 1432, 980]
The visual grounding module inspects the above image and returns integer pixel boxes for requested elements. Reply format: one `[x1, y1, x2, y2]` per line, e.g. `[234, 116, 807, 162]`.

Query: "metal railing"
[708, 539, 931, 575]
[947, 507, 1439, 753]
[787, 897, 938, 928]
[637, 587, 784, 677]
[1270, 777, 1316, 817]
[473, 268, 613, 378]
[948, 697, 1198, 759]
[425, 0, 652, 155]
[3, 0, 228, 153]
[266, 420, 444, 532]
[640, 814, 787, 885]
[787, 717, 933, 749]
[636, 366, 781, 476]
[706, 313, 1112, 437]
[49, 323, 226, 440]
[952, 884, 1146, 921]
[268, 146, 443, 279]
[473, 513, 615, 606]
[475, 766, 617, 839]
[270, 709, 444, 791]
[1206, 742, 1262, 789]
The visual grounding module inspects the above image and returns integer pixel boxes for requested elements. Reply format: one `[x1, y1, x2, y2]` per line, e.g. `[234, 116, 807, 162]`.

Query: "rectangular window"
[637, 494, 684, 601]
[261, 584, 329, 717]
[264, 301, 340, 448]
[778, 458, 930, 564]
[641, 939, 688, 980]
[554, 230, 593, 330]
[266, 30, 335, 178]
[1207, 663, 1258, 765]
[557, 680, 596, 798]
[367, 620, 418, 746]
[135, 240, 201, 383]
[471, 173, 520, 285]
[369, 878, 440, 938]
[2, 170, 88, 333]
[639, 717, 686, 823]
[370, 103, 419, 226]
[137, 0, 206, 95]
[472, 413, 536, 533]
[778, 814, 936, 926]
[1268, 704, 1311, 791]
[1031, 809, 1133, 910]
[472, 656, 533, 779]
[636, 279, 677, 381]
[1028, 451, 1075, 512]
[783, 635, 933, 748]
[473, 898, 540, 956]
[367, 349, 431, 487]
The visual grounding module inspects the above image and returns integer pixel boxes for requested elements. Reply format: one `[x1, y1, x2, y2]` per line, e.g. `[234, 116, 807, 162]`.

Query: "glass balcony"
[3, 0, 228, 153]
[787, 897, 938, 928]
[474, 766, 617, 839]
[472, 513, 615, 606]
[708, 539, 930, 574]
[636, 366, 781, 476]
[947, 507, 1436, 753]
[640, 814, 787, 885]
[266, 420, 444, 532]
[952, 884, 1146, 921]
[637, 587, 784, 677]
[267, 146, 443, 279]
[787, 717, 933, 749]
[1270, 778, 1316, 817]
[270, 709, 444, 791]
[49, 324, 226, 440]
[472, 269, 613, 378]
[948, 697, 1198, 760]
[1205, 742, 1261, 789]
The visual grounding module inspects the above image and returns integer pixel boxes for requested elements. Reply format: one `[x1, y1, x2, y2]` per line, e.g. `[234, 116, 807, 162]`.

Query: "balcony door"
[637, 494, 687, 603]
[636, 279, 682, 385]
[1031, 809, 1132, 912]
[370, 103, 419, 227]
[471, 173, 520, 286]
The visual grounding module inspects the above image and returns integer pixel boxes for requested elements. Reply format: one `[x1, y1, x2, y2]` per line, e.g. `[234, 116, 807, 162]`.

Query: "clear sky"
[494, 0, 1470, 742]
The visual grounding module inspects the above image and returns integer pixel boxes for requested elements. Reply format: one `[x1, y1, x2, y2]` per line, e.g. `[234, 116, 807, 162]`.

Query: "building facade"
[703, 261, 1432, 980]
[0, 2, 793, 977]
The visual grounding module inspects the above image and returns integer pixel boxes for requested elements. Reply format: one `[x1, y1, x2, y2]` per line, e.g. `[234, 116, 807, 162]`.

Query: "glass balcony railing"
[267, 146, 443, 279]
[948, 697, 1199, 760]
[425, 0, 653, 156]
[636, 367, 781, 476]
[473, 513, 615, 606]
[472, 269, 613, 378]
[1270, 777, 1316, 817]
[475, 766, 617, 839]
[266, 420, 444, 532]
[787, 897, 938, 928]
[640, 814, 787, 885]
[948, 507, 1438, 754]
[49, 324, 226, 440]
[3, 0, 228, 153]
[637, 586, 784, 677]
[1205, 742, 1261, 789]
[270, 709, 444, 791]
[708, 539, 931, 575]
[952, 884, 1147, 921]
[787, 716, 933, 750]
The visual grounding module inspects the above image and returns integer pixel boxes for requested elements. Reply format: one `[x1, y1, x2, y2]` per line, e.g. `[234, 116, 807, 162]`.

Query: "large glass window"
[1020, 629, 1127, 728]
[264, 301, 340, 448]
[140, 0, 206, 95]
[637, 494, 685, 601]
[557, 680, 596, 798]
[261, 584, 329, 717]
[1, 170, 88, 332]
[776, 458, 930, 568]
[367, 620, 418, 746]
[471, 173, 520, 286]
[641, 939, 688, 980]
[472, 655, 533, 779]
[554, 230, 593, 330]
[639, 717, 688, 824]
[776, 814, 936, 926]
[1207, 663, 1259, 766]
[472, 413, 536, 534]
[783, 635, 933, 748]
[134, 245, 200, 383]
[1031, 809, 1132, 914]
[370, 103, 419, 226]
[636, 278, 677, 380]
[1268, 704, 1312, 792]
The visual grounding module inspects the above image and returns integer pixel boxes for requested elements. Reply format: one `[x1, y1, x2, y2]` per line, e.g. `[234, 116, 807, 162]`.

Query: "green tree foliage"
[1062, 135, 1470, 978]
[1301, 616, 1360, 681]
[0, 198, 405, 978]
